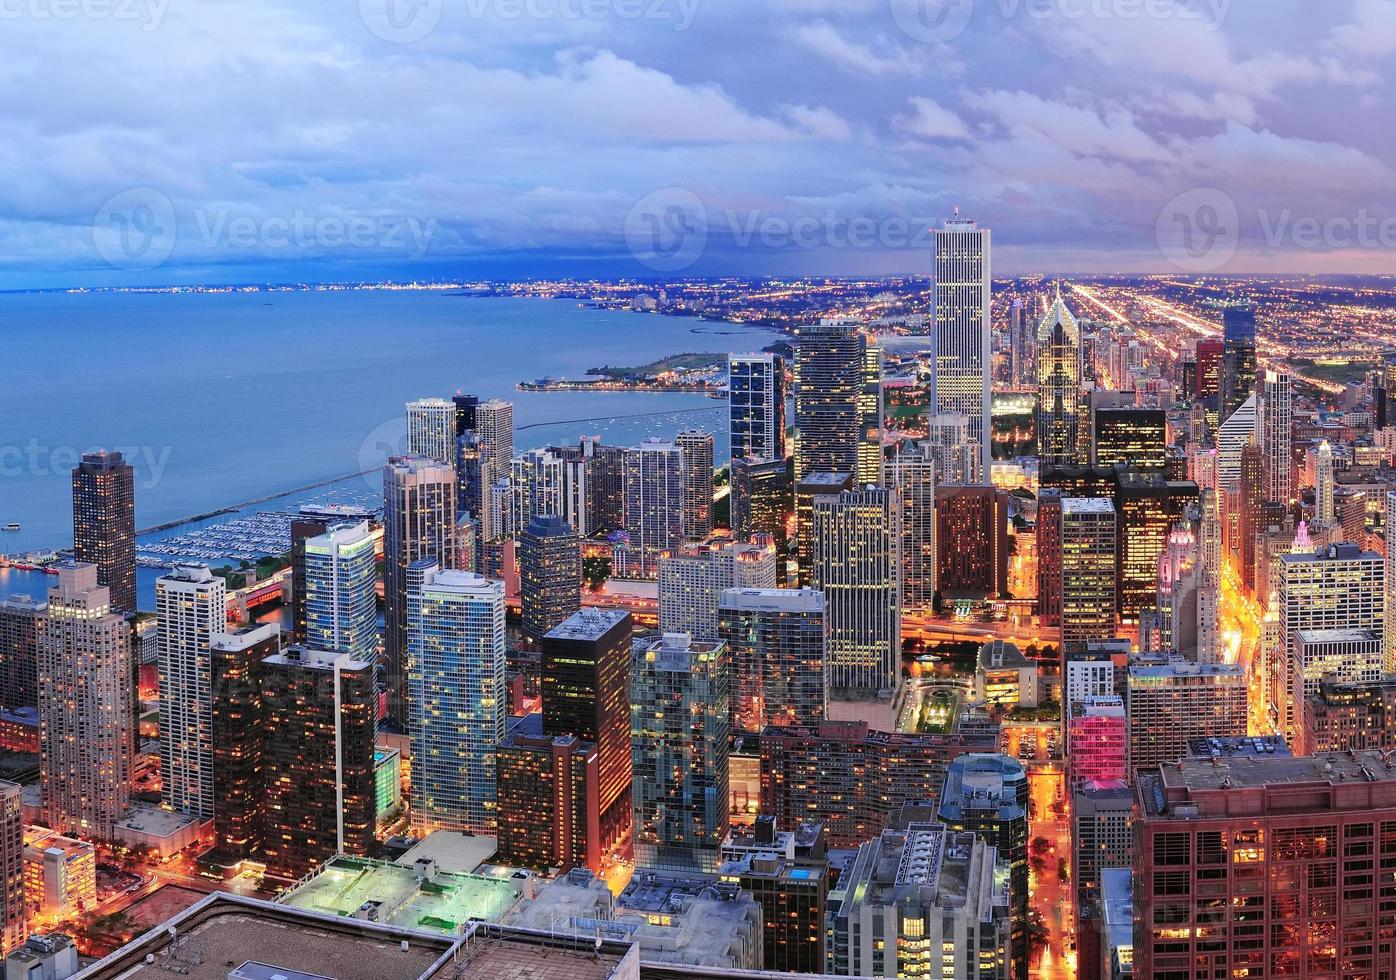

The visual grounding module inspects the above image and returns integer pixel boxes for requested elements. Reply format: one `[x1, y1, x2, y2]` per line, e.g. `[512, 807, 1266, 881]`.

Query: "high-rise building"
[476, 399, 515, 543]
[1115, 474, 1199, 627]
[1221, 303, 1258, 423]
[1215, 393, 1258, 490]
[383, 456, 457, 726]
[1388, 489, 1396, 669]
[71, 451, 136, 615]
[1069, 779, 1132, 951]
[288, 517, 328, 643]
[1036, 287, 1083, 468]
[884, 447, 936, 613]
[812, 487, 899, 694]
[208, 623, 279, 866]
[407, 564, 506, 835]
[932, 218, 993, 481]
[1260, 369, 1293, 505]
[1067, 696, 1127, 785]
[509, 447, 567, 531]
[1134, 750, 1396, 980]
[542, 609, 634, 858]
[828, 818, 1010, 980]
[38, 563, 132, 840]
[857, 339, 884, 486]
[1301, 676, 1396, 755]
[675, 430, 715, 541]
[719, 588, 827, 734]
[404, 397, 456, 466]
[1093, 407, 1166, 471]
[0, 782, 23, 955]
[937, 754, 1028, 980]
[794, 319, 865, 481]
[0, 596, 43, 711]
[451, 392, 479, 437]
[620, 439, 685, 577]
[731, 456, 791, 548]
[658, 538, 778, 641]
[1060, 497, 1117, 645]
[729, 353, 787, 464]
[259, 645, 376, 880]
[936, 486, 1009, 599]
[1037, 489, 1064, 627]
[518, 515, 581, 642]
[925, 412, 976, 486]
[1009, 296, 1030, 387]
[631, 633, 730, 873]
[301, 521, 379, 666]
[156, 565, 226, 819]
[1125, 657, 1247, 771]
[1315, 439, 1336, 526]
[495, 714, 604, 875]
[719, 819, 829, 975]
[795, 471, 852, 583]
[584, 439, 626, 533]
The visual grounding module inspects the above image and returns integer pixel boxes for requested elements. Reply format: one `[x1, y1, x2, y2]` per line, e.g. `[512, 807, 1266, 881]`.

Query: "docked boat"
[1, 524, 19, 532]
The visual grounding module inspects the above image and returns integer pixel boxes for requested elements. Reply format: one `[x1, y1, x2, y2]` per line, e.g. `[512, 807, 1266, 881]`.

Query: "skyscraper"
[731, 455, 791, 548]
[658, 538, 778, 641]
[383, 456, 457, 725]
[1093, 407, 1166, 470]
[451, 392, 479, 437]
[404, 397, 456, 466]
[0, 596, 43, 712]
[793, 319, 865, 481]
[1036, 287, 1083, 468]
[1215, 393, 1258, 490]
[288, 517, 328, 643]
[935, 485, 1010, 599]
[620, 438, 685, 577]
[0, 781, 23, 955]
[857, 338, 884, 486]
[156, 564, 226, 819]
[407, 563, 506, 835]
[476, 399, 515, 544]
[932, 218, 992, 481]
[1126, 657, 1248, 770]
[209, 623, 279, 866]
[1316, 439, 1335, 526]
[1260, 369, 1293, 505]
[542, 609, 634, 858]
[494, 715, 605, 875]
[301, 521, 378, 666]
[719, 587, 827, 733]
[71, 451, 136, 615]
[38, 563, 132, 841]
[812, 487, 900, 694]
[1036, 489, 1063, 627]
[631, 633, 730, 873]
[1221, 303, 1258, 423]
[1009, 296, 1030, 386]
[884, 447, 936, 613]
[1060, 497, 1117, 645]
[675, 429, 715, 541]
[518, 515, 581, 642]
[729, 353, 786, 464]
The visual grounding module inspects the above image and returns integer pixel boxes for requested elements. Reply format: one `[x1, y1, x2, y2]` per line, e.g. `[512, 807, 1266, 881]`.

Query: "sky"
[5, 0, 1396, 287]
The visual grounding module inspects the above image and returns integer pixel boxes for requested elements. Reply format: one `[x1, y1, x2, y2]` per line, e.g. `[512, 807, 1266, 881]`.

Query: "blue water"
[0, 290, 778, 605]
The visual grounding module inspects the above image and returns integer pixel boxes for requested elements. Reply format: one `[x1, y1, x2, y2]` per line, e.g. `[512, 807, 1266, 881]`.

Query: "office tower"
[259, 645, 375, 879]
[1037, 489, 1063, 627]
[509, 447, 567, 530]
[301, 521, 378, 666]
[795, 471, 852, 583]
[383, 456, 457, 725]
[495, 714, 604, 874]
[1388, 489, 1396, 670]
[658, 539, 777, 641]
[675, 430, 715, 541]
[828, 819, 1010, 980]
[729, 353, 786, 464]
[404, 397, 455, 466]
[1260, 369, 1293, 504]
[38, 563, 132, 840]
[1157, 522, 1199, 655]
[1215, 393, 1257, 490]
[1093, 407, 1166, 470]
[1009, 296, 1029, 386]
[1067, 696, 1126, 785]
[1221, 303, 1258, 422]
[1316, 439, 1335, 525]
[1036, 287, 1083, 468]
[0, 596, 43, 711]
[932, 218, 993, 481]
[812, 488, 899, 694]
[1060, 498, 1117, 644]
[925, 412, 976, 486]
[631, 634, 730, 873]
[208, 623, 278, 866]
[937, 754, 1028, 980]
[794, 319, 865, 481]
[155, 565, 225, 819]
[475, 399, 514, 542]
[935, 486, 1010, 598]
[1134, 750, 1396, 980]
[542, 609, 634, 858]
[1197, 487, 1222, 662]
[288, 518, 327, 642]
[1236, 441, 1266, 593]
[407, 564, 506, 835]
[584, 440, 627, 533]
[884, 447, 936, 613]
[857, 339, 884, 486]
[71, 450, 136, 615]
[1301, 677, 1396, 754]
[719, 588, 827, 733]
[719, 819, 829, 975]
[1125, 657, 1247, 771]
[759, 721, 999, 848]
[620, 439, 685, 577]
[1115, 474, 1199, 627]
[1062, 643, 1120, 722]
[0, 782, 22, 955]
[518, 515, 581, 642]
[1070, 780, 1132, 949]
[731, 456, 791, 548]
[455, 511, 478, 573]
[1195, 337, 1224, 405]
[451, 392, 478, 437]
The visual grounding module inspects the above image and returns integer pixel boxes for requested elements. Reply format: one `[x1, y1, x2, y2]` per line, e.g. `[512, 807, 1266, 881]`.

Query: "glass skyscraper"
[301, 521, 379, 667]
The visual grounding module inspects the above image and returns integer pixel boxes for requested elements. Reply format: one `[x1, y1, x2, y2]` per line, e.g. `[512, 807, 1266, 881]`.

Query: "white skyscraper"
[408, 563, 506, 835]
[1388, 490, 1396, 668]
[510, 447, 567, 531]
[476, 399, 515, 542]
[302, 521, 379, 666]
[1215, 393, 1258, 491]
[884, 447, 937, 613]
[932, 218, 992, 482]
[1197, 487, 1223, 664]
[1260, 370, 1293, 505]
[658, 538, 779, 641]
[156, 565, 226, 819]
[405, 397, 456, 467]
[1316, 439, 1335, 526]
[621, 438, 686, 577]
[676, 429, 716, 542]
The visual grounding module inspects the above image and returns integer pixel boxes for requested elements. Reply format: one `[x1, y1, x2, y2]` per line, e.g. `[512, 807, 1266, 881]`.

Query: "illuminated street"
[1028, 766, 1075, 980]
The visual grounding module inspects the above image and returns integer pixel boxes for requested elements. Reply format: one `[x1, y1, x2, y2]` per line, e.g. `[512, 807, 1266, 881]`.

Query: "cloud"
[788, 20, 920, 76]
[783, 104, 855, 141]
[1330, 0, 1396, 56]
[896, 96, 972, 140]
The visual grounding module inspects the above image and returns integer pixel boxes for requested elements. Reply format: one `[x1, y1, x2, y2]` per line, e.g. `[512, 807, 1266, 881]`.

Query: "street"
[1028, 766, 1075, 980]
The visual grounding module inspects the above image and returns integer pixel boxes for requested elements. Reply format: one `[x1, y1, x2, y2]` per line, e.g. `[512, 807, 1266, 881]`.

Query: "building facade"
[71, 451, 136, 615]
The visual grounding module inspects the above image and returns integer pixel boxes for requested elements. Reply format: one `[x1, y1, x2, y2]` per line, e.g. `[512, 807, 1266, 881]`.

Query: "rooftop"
[114, 804, 201, 840]
[546, 607, 631, 642]
[264, 644, 373, 673]
[718, 588, 823, 614]
[1184, 735, 1291, 760]
[977, 640, 1031, 672]
[1061, 496, 1115, 515]
[1127, 656, 1245, 681]
[938, 754, 1027, 822]
[795, 472, 852, 489]
[1297, 627, 1380, 645]
[1141, 748, 1396, 818]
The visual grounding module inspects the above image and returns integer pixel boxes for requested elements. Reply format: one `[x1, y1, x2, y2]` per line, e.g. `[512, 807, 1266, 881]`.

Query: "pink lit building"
[1068, 696, 1126, 786]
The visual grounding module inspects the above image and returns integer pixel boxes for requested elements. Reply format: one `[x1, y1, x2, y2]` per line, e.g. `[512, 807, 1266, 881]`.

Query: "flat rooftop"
[1141, 748, 1396, 817]
[1061, 496, 1114, 514]
[114, 804, 200, 839]
[719, 588, 824, 614]
[547, 607, 630, 641]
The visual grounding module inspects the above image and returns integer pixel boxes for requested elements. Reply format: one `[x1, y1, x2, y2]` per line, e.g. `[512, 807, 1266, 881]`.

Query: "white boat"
[1, 524, 19, 532]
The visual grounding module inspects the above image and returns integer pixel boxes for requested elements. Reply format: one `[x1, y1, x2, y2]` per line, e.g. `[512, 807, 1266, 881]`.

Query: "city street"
[1028, 766, 1075, 980]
